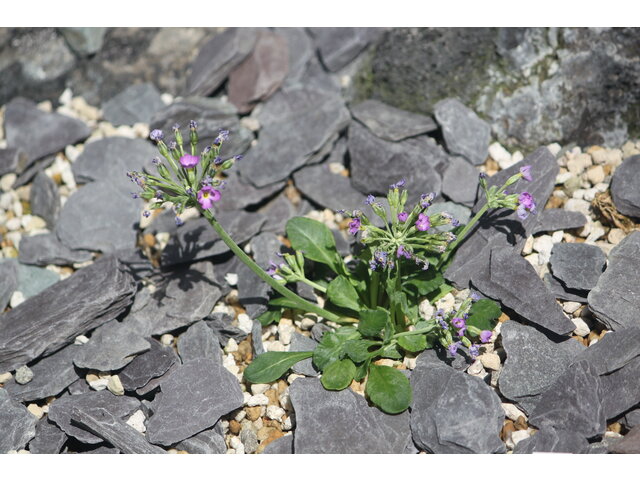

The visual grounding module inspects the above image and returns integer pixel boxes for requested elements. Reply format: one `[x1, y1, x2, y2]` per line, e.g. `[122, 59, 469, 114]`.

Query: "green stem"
[200, 208, 342, 323]
[298, 277, 327, 294]
[370, 271, 379, 309]
[437, 203, 490, 269]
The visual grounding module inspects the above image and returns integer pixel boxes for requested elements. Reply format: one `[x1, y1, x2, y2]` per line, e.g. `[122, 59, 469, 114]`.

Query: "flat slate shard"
[499, 321, 586, 415]
[529, 360, 606, 438]
[17, 262, 60, 299]
[239, 85, 350, 188]
[293, 162, 366, 213]
[530, 209, 587, 235]
[70, 407, 166, 454]
[410, 353, 505, 454]
[177, 321, 222, 364]
[47, 390, 141, 445]
[18, 233, 92, 266]
[102, 83, 165, 126]
[289, 332, 319, 377]
[136, 362, 180, 397]
[588, 231, 640, 330]
[216, 171, 285, 212]
[263, 434, 293, 454]
[252, 319, 265, 356]
[600, 356, 640, 421]
[175, 424, 227, 454]
[0, 255, 136, 373]
[30, 171, 60, 228]
[0, 259, 18, 311]
[307, 27, 383, 72]
[119, 339, 180, 392]
[258, 194, 313, 236]
[29, 418, 68, 454]
[3, 343, 81, 403]
[549, 243, 606, 291]
[237, 261, 271, 319]
[573, 327, 640, 375]
[513, 427, 589, 454]
[610, 425, 640, 454]
[12, 154, 56, 189]
[441, 155, 480, 206]
[0, 147, 23, 176]
[350, 99, 437, 142]
[250, 232, 282, 271]
[275, 27, 314, 87]
[543, 272, 589, 303]
[289, 377, 411, 454]
[187, 28, 258, 96]
[610, 154, 640, 218]
[0, 388, 37, 454]
[204, 312, 248, 347]
[145, 358, 244, 446]
[4, 97, 90, 163]
[434, 97, 491, 166]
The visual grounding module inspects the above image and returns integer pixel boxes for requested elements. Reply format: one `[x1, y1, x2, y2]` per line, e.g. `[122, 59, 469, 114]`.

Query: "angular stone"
[0, 148, 23, 176]
[19, 233, 92, 267]
[263, 434, 293, 454]
[47, 390, 140, 445]
[441, 155, 480, 206]
[239, 85, 350, 187]
[59, 27, 107, 55]
[350, 99, 437, 142]
[410, 353, 505, 454]
[175, 424, 226, 454]
[135, 362, 180, 397]
[529, 360, 605, 438]
[70, 407, 166, 454]
[289, 377, 411, 454]
[249, 232, 282, 270]
[543, 273, 589, 303]
[211, 255, 242, 297]
[102, 83, 165, 126]
[588, 231, 640, 330]
[513, 427, 589, 454]
[228, 30, 289, 113]
[12, 154, 56, 189]
[573, 328, 640, 375]
[204, 312, 248, 347]
[0, 255, 136, 372]
[73, 320, 150, 372]
[3, 343, 81, 403]
[251, 318, 265, 356]
[16, 262, 60, 299]
[549, 243, 606, 291]
[119, 339, 180, 392]
[237, 261, 270, 319]
[289, 332, 319, 377]
[499, 321, 586, 414]
[600, 356, 640, 420]
[0, 259, 18, 311]
[0, 388, 37, 453]
[187, 28, 258, 96]
[307, 27, 383, 72]
[145, 358, 244, 446]
[67, 378, 92, 396]
[611, 154, 640, 218]
[610, 425, 640, 454]
[29, 171, 60, 228]
[28, 417, 68, 454]
[258, 192, 313, 236]
[177, 321, 221, 363]
[530, 209, 587, 235]
[428, 202, 472, 233]
[216, 171, 285, 212]
[275, 27, 314, 87]
[4, 97, 90, 163]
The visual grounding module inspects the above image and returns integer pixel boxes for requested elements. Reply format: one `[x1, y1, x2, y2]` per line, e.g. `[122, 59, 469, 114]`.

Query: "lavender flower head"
[175, 216, 184, 227]
[365, 194, 375, 206]
[397, 211, 408, 222]
[390, 179, 406, 190]
[348, 217, 361, 235]
[469, 344, 480, 358]
[520, 165, 533, 182]
[415, 213, 431, 231]
[451, 317, 465, 329]
[197, 186, 221, 210]
[448, 341, 461, 356]
[149, 129, 164, 141]
[180, 154, 200, 169]
[516, 192, 537, 220]
[396, 245, 411, 259]
[480, 330, 493, 343]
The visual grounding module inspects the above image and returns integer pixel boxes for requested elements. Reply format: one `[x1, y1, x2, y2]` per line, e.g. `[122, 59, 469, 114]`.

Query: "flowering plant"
[130, 124, 536, 414]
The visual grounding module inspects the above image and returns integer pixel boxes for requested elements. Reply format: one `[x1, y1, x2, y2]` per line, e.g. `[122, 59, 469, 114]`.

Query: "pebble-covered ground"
[1, 27, 640, 455]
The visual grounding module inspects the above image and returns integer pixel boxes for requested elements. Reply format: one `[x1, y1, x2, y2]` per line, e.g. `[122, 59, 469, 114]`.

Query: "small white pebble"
[74, 335, 89, 345]
[327, 162, 345, 175]
[0, 173, 16, 192]
[435, 293, 455, 312]
[223, 353, 240, 376]
[266, 405, 286, 422]
[562, 302, 582, 314]
[229, 436, 242, 450]
[160, 334, 174, 346]
[10, 291, 25, 308]
[27, 404, 44, 419]
[225, 338, 239, 353]
[235, 410, 247, 422]
[522, 235, 534, 255]
[479, 352, 501, 371]
[502, 403, 528, 422]
[277, 323, 295, 346]
[547, 143, 562, 157]
[419, 299, 435, 320]
[247, 394, 269, 407]
[571, 317, 591, 337]
[287, 373, 304, 385]
[282, 416, 293, 431]
[0, 372, 13, 383]
[467, 359, 486, 376]
[225, 273, 238, 286]
[87, 376, 109, 391]
[509, 429, 531, 448]
[126, 410, 147, 434]
[107, 375, 124, 396]
[551, 230, 564, 243]
[299, 317, 316, 330]
[237, 313, 253, 334]
[250, 384, 270, 395]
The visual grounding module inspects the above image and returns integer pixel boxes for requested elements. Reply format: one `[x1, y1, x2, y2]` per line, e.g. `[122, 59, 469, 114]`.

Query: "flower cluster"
[127, 122, 241, 225]
[478, 164, 537, 220]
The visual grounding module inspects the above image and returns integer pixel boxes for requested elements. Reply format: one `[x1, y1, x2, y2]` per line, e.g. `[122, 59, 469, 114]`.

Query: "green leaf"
[344, 339, 381, 363]
[320, 359, 356, 390]
[244, 351, 313, 384]
[467, 299, 502, 331]
[286, 217, 342, 273]
[427, 283, 454, 303]
[313, 327, 361, 371]
[397, 333, 428, 353]
[365, 364, 412, 414]
[354, 359, 370, 382]
[380, 343, 403, 360]
[256, 308, 282, 326]
[326, 276, 361, 311]
[358, 309, 390, 338]
[404, 271, 445, 297]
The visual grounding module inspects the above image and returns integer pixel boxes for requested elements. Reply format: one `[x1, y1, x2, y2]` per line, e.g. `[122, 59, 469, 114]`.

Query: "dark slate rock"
[187, 28, 258, 96]
[29, 418, 68, 454]
[513, 427, 589, 454]
[311, 323, 332, 343]
[263, 434, 293, 454]
[136, 361, 180, 397]
[499, 321, 586, 414]
[350, 99, 437, 142]
[102, 83, 165, 126]
[237, 261, 271, 319]
[441, 155, 480, 206]
[530, 209, 587, 235]
[258, 193, 310, 236]
[0, 148, 23, 176]
[289, 332, 319, 377]
[12, 154, 56, 189]
[434, 98, 491, 166]
[161, 212, 267, 267]
[275, 27, 314, 87]
[177, 320, 221, 363]
[0, 388, 37, 453]
[588, 231, 640, 330]
[289, 377, 411, 453]
[143, 209, 178, 237]
[251, 318, 265, 356]
[611, 154, 640, 218]
[572, 327, 640, 375]
[19, 233, 92, 267]
[55, 181, 140, 253]
[3, 343, 81, 403]
[250, 232, 282, 270]
[211, 254, 242, 297]
[4, 97, 90, 163]
[348, 121, 444, 203]
[239, 85, 350, 188]
[550, 243, 606, 291]
[228, 30, 289, 113]
[175, 424, 226, 454]
[610, 425, 640, 454]
[410, 353, 505, 454]
[413, 345, 474, 372]
[79, 445, 121, 454]
[112, 248, 155, 282]
[294, 162, 366, 213]
[29, 171, 60, 228]
[47, 390, 140, 445]
[0, 259, 18, 311]
[59, 27, 107, 56]
[204, 312, 248, 347]
[543, 273, 589, 303]
[529, 360, 605, 438]
[145, 358, 244, 446]
[73, 320, 150, 372]
[307, 27, 383, 72]
[119, 339, 179, 392]
[600, 356, 640, 420]
[16, 262, 60, 299]
[623, 409, 640, 429]
[0, 255, 136, 372]
[216, 171, 285, 212]
[67, 378, 91, 396]
[70, 407, 166, 454]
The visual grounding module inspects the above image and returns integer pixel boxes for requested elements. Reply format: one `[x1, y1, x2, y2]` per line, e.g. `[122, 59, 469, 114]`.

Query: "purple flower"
[451, 218, 460, 227]
[213, 156, 223, 165]
[189, 120, 198, 129]
[390, 179, 406, 189]
[469, 344, 480, 358]
[149, 129, 164, 141]
[266, 261, 278, 276]
[172, 123, 180, 131]
[439, 319, 448, 329]
[480, 330, 493, 343]
[197, 186, 221, 209]
[452, 317, 466, 329]
[374, 250, 388, 264]
[201, 175, 214, 186]
[142, 210, 151, 218]
[365, 194, 375, 205]
[168, 141, 177, 150]
[369, 259, 379, 271]
[520, 165, 533, 182]
[348, 217, 361, 235]
[470, 292, 481, 302]
[175, 216, 184, 227]
[420, 192, 435, 208]
[214, 129, 229, 145]
[479, 172, 487, 179]
[396, 245, 411, 259]
[415, 213, 431, 231]
[457, 327, 467, 337]
[448, 341, 461, 356]
[517, 192, 537, 220]
[397, 211, 408, 222]
[179, 154, 200, 168]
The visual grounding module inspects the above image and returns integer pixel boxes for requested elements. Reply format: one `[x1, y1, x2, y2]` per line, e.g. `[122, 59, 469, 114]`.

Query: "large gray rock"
[441, 155, 480, 206]
[530, 209, 587, 235]
[549, 243, 606, 291]
[410, 353, 505, 454]
[293, 161, 365, 213]
[175, 424, 226, 454]
[588, 231, 640, 330]
[307, 27, 383, 72]
[0, 255, 136, 372]
[177, 320, 221, 364]
[119, 339, 180, 392]
[30, 171, 60, 228]
[59, 27, 108, 56]
[611, 154, 640, 218]
[0, 259, 18, 311]
[102, 83, 165, 126]
[215, 171, 285, 212]
[543, 272, 589, 303]
[289, 377, 412, 454]
[236, 260, 270, 319]
[0, 388, 37, 453]
[600, 355, 640, 421]
[513, 427, 589, 454]
[19, 233, 92, 267]
[572, 327, 640, 375]
[289, 332, 319, 377]
[16, 262, 60, 299]
[350, 99, 437, 142]
[28, 418, 68, 454]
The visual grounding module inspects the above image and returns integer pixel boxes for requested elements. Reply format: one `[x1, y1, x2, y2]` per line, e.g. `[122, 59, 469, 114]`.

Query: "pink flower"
[415, 213, 430, 231]
[480, 330, 493, 343]
[197, 186, 221, 209]
[179, 154, 200, 168]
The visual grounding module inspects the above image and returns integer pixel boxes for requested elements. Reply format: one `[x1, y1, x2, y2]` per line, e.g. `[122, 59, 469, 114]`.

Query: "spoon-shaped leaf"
[244, 351, 313, 384]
